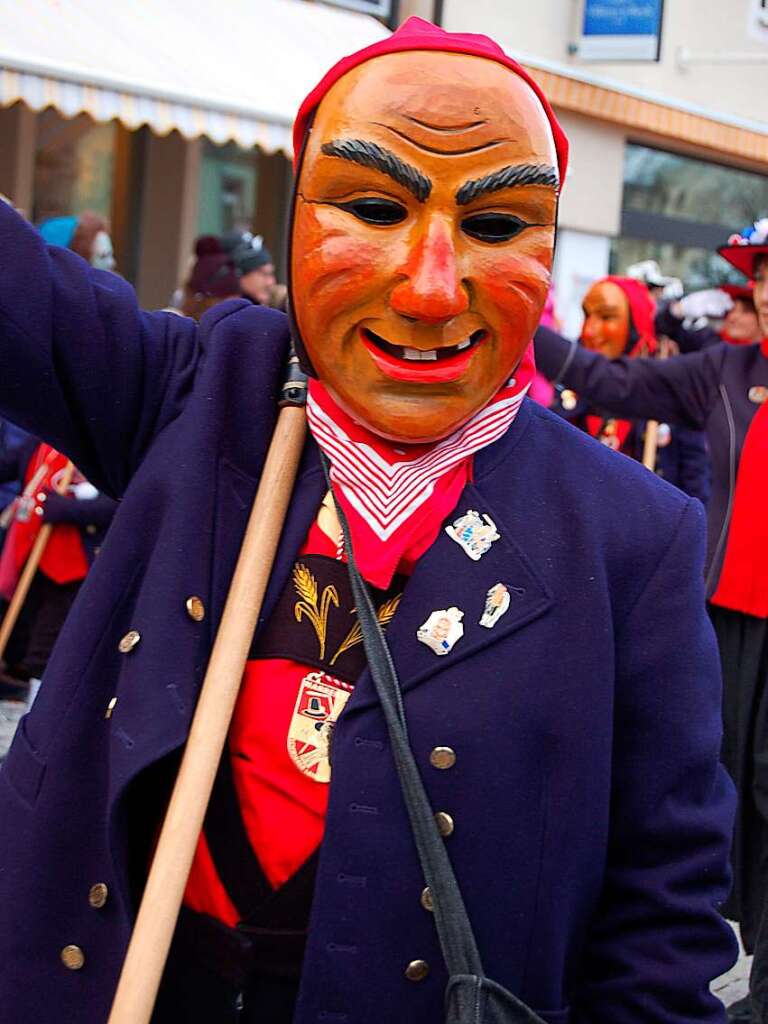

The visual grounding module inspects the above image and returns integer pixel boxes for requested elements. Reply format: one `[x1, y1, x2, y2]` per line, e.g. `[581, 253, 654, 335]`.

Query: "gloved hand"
[672, 289, 733, 321]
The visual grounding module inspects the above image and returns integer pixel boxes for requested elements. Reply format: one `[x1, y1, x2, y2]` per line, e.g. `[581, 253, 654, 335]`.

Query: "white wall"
[555, 110, 625, 237]
[552, 228, 611, 339]
[442, 0, 768, 129]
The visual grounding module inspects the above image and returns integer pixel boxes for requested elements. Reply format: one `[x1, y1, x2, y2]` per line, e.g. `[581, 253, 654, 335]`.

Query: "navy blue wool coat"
[0, 201, 737, 1023]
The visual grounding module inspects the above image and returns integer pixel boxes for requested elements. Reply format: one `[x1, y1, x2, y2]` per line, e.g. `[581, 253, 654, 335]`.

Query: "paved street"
[0, 697, 24, 760]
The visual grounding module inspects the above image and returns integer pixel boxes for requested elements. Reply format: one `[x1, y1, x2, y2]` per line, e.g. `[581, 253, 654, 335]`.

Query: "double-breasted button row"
[118, 630, 141, 653]
[434, 810, 454, 837]
[429, 746, 456, 770]
[405, 958, 430, 982]
[88, 882, 108, 909]
[117, 595, 204, 655]
[61, 945, 85, 970]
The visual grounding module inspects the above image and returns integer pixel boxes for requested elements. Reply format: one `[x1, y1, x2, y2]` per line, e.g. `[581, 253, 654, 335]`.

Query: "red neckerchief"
[711, 338, 768, 618]
[307, 346, 535, 588]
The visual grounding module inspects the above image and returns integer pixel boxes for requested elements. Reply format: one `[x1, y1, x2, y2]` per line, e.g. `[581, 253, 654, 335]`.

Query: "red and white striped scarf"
[307, 351, 533, 588]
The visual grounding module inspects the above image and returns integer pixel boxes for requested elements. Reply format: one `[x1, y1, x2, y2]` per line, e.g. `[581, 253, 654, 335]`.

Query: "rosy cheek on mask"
[294, 205, 385, 314]
[480, 251, 550, 340]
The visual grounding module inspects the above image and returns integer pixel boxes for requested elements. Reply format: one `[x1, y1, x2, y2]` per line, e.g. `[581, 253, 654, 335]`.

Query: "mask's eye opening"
[334, 198, 408, 226]
[461, 213, 530, 244]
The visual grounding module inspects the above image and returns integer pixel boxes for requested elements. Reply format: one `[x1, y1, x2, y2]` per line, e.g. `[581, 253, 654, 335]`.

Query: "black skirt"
[710, 603, 768, 951]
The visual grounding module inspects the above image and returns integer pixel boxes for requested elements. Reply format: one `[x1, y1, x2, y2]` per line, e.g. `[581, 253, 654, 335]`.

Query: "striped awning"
[522, 61, 768, 165]
[0, 0, 390, 155]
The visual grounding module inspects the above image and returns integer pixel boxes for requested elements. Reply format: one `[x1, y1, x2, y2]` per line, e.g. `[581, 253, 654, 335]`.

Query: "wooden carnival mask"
[291, 50, 559, 443]
[580, 281, 631, 360]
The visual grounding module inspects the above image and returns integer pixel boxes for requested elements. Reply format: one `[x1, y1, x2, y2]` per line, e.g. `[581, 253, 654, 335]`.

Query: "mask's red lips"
[361, 327, 487, 383]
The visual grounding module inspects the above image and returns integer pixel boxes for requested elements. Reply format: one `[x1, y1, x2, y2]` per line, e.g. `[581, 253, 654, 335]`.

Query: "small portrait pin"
[417, 607, 464, 656]
[479, 583, 510, 629]
[748, 386, 768, 404]
[445, 510, 500, 561]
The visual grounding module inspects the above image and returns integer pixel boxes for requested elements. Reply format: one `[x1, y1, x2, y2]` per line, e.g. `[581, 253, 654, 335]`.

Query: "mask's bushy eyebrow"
[456, 163, 559, 206]
[320, 139, 432, 202]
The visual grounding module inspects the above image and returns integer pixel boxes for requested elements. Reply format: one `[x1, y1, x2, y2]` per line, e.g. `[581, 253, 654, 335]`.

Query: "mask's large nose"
[390, 216, 469, 324]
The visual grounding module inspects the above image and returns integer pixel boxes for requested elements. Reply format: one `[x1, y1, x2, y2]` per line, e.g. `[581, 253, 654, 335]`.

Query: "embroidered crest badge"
[445, 510, 500, 561]
[287, 671, 352, 783]
[417, 607, 464, 656]
[479, 583, 510, 628]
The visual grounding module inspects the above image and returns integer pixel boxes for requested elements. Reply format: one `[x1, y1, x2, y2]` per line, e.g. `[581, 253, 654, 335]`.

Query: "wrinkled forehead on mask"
[299, 49, 559, 175]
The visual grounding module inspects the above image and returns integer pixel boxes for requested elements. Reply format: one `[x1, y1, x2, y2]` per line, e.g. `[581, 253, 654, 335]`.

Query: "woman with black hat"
[536, 217, 768, 1022]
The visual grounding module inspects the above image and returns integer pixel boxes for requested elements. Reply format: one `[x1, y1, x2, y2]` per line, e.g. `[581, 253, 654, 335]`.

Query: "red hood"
[602, 275, 657, 357]
[292, 16, 568, 182]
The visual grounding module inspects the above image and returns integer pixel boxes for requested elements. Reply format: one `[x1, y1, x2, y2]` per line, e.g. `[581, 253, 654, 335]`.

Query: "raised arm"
[535, 325, 724, 430]
[0, 200, 201, 497]
[576, 498, 737, 1021]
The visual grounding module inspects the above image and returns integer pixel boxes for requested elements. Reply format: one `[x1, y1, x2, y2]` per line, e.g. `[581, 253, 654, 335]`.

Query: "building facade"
[437, 0, 768, 333]
[1, 0, 766, 328]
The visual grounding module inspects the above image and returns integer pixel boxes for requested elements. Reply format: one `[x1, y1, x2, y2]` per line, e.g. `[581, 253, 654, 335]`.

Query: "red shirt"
[184, 518, 404, 926]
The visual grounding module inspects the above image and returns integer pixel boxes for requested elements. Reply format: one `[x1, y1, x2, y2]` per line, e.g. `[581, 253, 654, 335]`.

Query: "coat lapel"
[348, 479, 553, 715]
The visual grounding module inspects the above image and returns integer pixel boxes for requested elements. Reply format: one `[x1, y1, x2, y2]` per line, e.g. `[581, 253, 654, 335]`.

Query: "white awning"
[0, 0, 390, 155]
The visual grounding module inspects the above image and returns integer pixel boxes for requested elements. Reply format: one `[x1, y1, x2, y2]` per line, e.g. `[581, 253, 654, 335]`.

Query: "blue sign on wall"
[580, 0, 664, 60]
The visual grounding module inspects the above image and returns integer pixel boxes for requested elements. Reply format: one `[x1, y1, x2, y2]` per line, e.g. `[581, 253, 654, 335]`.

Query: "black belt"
[175, 905, 308, 988]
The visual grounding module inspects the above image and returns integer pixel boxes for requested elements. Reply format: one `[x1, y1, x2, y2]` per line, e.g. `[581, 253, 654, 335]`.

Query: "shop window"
[196, 140, 292, 278]
[197, 140, 258, 238]
[613, 143, 768, 287]
[33, 110, 115, 225]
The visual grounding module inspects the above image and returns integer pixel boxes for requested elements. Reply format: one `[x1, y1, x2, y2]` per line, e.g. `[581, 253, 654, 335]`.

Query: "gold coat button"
[61, 945, 85, 970]
[429, 746, 456, 770]
[434, 811, 455, 837]
[88, 883, 108, 908]
[405, 959, 429, 982]
[420, 886, 433, 912]
[185, 596, 205, 622]
[118, 630, 141, 654]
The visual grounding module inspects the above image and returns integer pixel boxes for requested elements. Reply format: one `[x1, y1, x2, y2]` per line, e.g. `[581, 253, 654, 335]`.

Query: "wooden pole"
[641, 419, 659, 471]
[641, 338, 671, 473]
[0, 460, 75, 661]
[108, 402, 307, 1024]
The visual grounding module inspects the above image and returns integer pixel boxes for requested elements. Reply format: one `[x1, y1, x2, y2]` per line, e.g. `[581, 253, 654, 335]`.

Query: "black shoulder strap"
[320, 455, 482, 978]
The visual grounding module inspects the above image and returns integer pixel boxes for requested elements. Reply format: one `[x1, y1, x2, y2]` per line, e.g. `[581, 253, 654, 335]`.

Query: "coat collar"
[347, 406, 552, 713]
[251, 400, 552, 712]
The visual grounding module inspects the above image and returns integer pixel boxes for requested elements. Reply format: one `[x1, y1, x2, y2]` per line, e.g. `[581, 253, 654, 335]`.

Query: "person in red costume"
[0, 440, 116, 697]
[551, 275, 711, 502]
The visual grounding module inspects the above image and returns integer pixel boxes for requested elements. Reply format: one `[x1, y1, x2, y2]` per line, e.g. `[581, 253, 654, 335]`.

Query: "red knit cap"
[292, 16, 569, 183]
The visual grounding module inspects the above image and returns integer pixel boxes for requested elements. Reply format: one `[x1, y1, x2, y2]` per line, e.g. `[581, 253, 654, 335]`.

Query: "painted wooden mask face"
[580, 281, 631, 360]
[291, 51, 559, 443]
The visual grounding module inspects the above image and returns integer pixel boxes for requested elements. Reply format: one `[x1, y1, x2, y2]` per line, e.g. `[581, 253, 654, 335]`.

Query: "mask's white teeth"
[402, 347, 438, 361]
[457, 339, 471, 351]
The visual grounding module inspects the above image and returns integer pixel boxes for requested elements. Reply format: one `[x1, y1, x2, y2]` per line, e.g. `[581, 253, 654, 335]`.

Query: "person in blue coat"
[0, 18, 736, 1024]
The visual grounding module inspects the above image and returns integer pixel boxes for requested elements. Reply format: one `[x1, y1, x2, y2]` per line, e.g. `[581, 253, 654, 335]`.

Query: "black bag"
[322, 459, 546, 1024]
